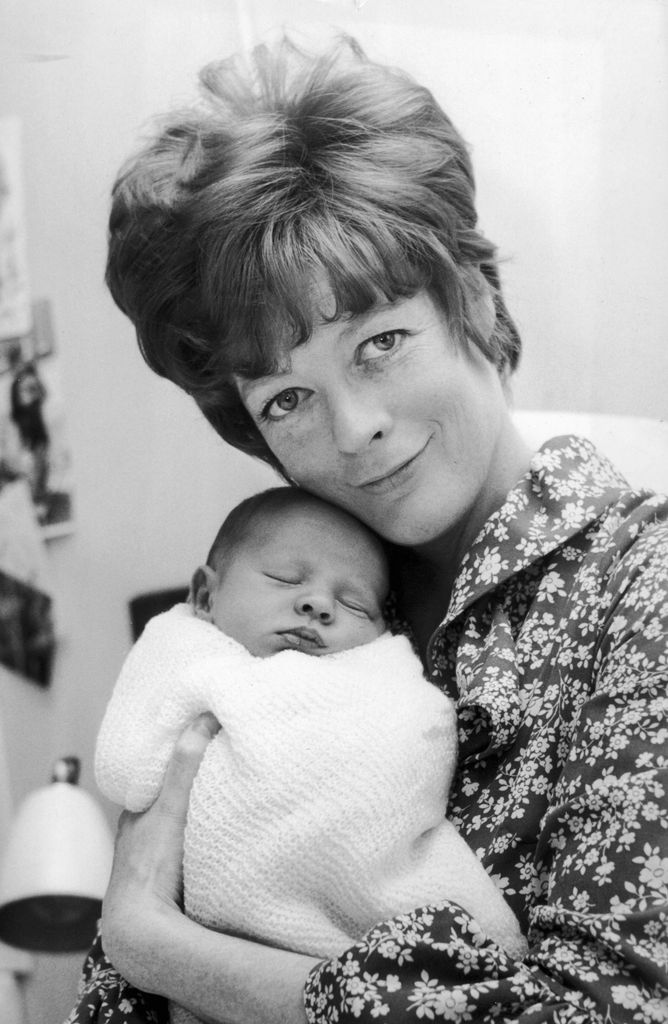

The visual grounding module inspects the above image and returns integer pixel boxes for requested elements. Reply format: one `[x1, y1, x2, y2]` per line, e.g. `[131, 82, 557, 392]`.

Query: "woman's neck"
[408, 417, 530, 571]
[391, 550, 458, 664]
[393, 418, 532, 662]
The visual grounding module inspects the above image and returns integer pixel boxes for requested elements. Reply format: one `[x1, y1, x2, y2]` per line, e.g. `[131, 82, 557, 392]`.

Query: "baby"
[189, 484, 388, 657]
[96, 488, 526, 1024]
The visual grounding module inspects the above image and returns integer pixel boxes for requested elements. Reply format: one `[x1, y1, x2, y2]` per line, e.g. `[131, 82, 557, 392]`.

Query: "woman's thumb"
[158, 712, 221, 818]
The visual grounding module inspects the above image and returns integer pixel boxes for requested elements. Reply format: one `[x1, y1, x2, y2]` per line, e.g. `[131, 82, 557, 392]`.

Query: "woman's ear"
[189, 565, 218, 621]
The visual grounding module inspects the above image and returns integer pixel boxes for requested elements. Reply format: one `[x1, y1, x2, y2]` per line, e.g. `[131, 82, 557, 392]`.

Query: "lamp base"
[0, 895, 101, 952]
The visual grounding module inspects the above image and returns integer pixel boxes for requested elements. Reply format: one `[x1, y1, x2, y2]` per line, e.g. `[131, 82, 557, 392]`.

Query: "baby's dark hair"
[106, 35, 521, 475]
[205, 487, 387, 580]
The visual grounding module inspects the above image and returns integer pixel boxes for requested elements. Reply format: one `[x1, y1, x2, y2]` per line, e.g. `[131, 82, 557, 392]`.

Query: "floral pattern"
[63, 927, 168, 1023]
[304, 436, 668, 1023]
[64, 437, 668, 1024]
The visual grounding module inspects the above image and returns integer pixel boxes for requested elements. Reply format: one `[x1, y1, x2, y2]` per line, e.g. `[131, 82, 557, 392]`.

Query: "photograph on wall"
[0, 116, 31, 342]
[0, 299, 74, 537]
[0, 477, 54, 686]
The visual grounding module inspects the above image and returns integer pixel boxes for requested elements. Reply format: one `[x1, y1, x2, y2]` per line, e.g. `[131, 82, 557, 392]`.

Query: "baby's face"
[207, 505, 388, 658]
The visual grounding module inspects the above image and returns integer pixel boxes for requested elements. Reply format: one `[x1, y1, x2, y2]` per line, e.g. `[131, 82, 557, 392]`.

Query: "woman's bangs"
[270, 221, 430, 347]
[316, 226, 430, 324]
[219, 214, 436, 382]
[338, 212, 435, 310]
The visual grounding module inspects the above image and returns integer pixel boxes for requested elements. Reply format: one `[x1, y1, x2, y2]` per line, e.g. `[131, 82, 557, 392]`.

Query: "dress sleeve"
[304, 521, 668, 1023]
[62, 926, 168, 1024]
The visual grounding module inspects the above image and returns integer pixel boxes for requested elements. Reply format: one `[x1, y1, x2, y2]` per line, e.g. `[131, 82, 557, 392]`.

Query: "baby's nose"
[295, 593, 335, 624]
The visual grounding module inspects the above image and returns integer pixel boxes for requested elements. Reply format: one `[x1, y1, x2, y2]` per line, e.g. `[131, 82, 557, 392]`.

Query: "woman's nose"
[295, 592, 335, 624]
[329, 387, 392, 455]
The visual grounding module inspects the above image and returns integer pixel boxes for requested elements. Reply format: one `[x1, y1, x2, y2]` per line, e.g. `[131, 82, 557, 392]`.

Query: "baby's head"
[191, 488, 389, 658]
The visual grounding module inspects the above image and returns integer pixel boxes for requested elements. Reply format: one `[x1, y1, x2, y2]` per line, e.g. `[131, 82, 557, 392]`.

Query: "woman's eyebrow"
[336, 300, 399, 339]
[234, 364, 293, 397]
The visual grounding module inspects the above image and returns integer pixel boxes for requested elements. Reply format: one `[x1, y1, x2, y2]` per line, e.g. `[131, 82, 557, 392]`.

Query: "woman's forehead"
[307, 268, 403, 327]
[308, 267, 338, 321]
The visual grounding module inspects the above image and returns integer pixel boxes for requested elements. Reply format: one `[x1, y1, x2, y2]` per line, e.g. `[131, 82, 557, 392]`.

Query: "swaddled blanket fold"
[96, 604, 526, 972]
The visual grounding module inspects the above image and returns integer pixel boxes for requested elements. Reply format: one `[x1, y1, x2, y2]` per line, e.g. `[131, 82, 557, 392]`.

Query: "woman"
[68, 35, 667, 1024]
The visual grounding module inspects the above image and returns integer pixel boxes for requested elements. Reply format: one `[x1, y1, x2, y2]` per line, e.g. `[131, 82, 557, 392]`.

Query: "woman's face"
[237, 287, 522, 552]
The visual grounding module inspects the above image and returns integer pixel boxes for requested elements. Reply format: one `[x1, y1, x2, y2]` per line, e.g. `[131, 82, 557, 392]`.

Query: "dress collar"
[443, 434, 629, 628]
[428, 435, 629, 763]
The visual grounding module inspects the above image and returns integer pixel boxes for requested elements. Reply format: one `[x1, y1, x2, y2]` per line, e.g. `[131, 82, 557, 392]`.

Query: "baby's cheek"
[355, 615, 386, 647]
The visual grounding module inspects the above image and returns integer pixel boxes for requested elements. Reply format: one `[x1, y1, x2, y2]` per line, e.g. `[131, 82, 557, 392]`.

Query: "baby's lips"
[277, 626, 325, 649]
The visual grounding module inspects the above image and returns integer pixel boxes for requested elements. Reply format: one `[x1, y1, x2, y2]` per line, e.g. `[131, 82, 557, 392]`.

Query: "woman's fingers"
[157, 711, 221, 821]
[101, 714, 221, 982]
[149, 712, 222, 904]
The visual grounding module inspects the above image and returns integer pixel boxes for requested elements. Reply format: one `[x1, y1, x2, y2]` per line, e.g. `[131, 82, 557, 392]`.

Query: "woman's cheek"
[263, 418, 325, 481]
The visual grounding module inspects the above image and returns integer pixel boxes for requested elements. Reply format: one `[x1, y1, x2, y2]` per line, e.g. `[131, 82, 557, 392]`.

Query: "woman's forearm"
[116, 904, 315, 1024]
[99, 716, 315, 1024]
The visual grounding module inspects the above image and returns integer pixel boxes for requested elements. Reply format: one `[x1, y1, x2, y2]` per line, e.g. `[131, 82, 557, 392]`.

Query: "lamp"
[0, 757, 114, 952]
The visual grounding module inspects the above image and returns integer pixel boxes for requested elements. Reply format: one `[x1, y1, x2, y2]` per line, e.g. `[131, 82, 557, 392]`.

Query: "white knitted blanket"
[96, 605, 526, 1017]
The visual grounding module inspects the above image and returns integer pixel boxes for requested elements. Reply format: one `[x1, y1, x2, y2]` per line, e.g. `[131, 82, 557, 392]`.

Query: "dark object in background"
[0, 567, 54, 685]
[128, 587, 189, 641]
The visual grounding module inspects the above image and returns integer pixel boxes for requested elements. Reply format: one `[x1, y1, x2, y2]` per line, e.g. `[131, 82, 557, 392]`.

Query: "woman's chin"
[366, 507, 458, 551]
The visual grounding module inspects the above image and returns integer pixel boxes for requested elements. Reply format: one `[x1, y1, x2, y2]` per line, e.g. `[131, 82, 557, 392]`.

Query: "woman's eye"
[261, 387, 306, 421]
[358, 331, 404, 363]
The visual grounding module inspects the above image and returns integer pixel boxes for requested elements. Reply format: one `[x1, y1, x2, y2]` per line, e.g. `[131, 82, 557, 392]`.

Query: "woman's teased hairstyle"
[106, 35, 521, 472]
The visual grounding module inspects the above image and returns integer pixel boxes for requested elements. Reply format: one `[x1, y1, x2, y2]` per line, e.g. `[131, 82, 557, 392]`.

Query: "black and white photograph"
[0, 3, 666, 1022]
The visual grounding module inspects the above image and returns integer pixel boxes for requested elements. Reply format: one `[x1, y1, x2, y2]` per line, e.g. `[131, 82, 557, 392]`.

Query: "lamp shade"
[0, 757, 114, 952]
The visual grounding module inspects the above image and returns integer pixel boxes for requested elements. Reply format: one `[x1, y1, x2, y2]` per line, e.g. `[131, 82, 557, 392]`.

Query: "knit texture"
[96, 605, 526, 1023]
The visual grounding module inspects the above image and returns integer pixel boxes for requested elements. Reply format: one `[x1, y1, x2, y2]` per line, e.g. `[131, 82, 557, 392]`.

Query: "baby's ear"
[190, 565, 218, 621]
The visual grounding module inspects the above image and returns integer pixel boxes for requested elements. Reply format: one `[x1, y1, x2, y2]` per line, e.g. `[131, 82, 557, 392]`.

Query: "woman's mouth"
[356, 438, 431, 493]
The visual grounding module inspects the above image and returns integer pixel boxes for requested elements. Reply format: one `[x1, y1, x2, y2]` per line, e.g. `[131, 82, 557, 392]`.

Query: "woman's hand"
[101, 712, 220, 991]
[101, 711, 314, 1023]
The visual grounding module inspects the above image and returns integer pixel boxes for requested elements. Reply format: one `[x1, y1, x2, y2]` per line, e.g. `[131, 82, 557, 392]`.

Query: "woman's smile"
[355, 436, 433, 493]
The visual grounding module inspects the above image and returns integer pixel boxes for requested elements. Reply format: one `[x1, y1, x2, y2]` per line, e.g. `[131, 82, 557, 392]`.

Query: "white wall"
[0, 1, 666, 1019]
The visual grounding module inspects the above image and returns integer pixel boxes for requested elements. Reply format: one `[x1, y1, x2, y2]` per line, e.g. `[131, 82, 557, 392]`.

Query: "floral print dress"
[65, 436, 668, 1024]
